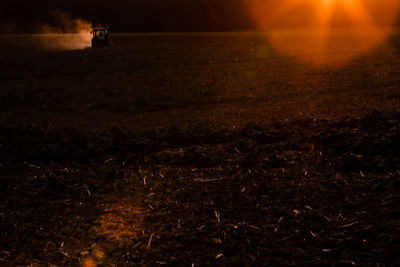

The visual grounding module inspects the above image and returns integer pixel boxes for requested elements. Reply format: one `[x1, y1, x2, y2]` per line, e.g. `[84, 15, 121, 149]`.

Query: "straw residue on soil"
[1, 110, 399, 265]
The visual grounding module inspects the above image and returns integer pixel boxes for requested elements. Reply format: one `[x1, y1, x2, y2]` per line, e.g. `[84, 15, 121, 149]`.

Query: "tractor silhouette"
[91, 27, 111, 48]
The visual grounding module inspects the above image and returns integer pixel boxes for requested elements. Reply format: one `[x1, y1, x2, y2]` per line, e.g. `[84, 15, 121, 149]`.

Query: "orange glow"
[245, 0, 400, 66]
[81, 245, 105, 267]
[82, 258, 96, 267]
[96, 200, 143, 243]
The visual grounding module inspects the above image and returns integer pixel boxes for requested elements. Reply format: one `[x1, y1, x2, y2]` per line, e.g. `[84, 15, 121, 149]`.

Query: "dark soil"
[1, 33, 400, 266]
[1, 110, 400, 266]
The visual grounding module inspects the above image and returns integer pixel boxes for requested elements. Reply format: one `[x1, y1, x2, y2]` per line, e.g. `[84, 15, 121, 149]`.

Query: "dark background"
[0, 0, 253, 33]
[1, 0, 400, 33]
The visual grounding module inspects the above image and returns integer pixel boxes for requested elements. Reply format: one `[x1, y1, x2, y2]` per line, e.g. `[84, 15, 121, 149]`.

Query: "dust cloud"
[0, 10, 93, 52]
[36, 10, 93, 50]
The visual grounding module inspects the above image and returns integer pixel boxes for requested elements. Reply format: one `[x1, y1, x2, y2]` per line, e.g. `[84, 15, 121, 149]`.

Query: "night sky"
[1, 0, 399, 33]
[0, 0, 253, 33]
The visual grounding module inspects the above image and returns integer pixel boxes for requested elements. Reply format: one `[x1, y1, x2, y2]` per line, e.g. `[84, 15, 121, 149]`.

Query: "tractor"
[91, 27, 111, 48]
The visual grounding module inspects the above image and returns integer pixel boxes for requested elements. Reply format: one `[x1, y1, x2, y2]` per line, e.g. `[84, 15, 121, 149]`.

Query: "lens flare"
[245, 0, 400, 67]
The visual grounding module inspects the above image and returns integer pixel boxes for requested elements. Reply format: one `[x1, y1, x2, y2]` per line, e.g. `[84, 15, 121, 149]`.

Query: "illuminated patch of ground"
[96, 199, 144, 243]
[81, 245, 106, 267]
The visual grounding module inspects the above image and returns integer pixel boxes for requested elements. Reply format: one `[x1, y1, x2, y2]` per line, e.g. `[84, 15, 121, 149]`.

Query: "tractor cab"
[91, 27, 111, 48]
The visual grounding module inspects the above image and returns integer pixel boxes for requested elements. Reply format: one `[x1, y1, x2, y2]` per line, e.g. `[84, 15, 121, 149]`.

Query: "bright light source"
[321, 0, 333, 5]
[245, 0, 400, 67]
